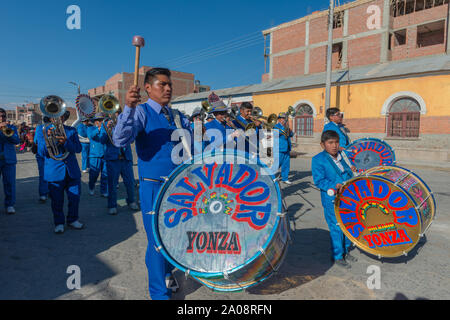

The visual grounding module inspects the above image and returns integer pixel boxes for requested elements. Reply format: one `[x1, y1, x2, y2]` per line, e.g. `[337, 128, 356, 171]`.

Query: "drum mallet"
[132, 36, 145, 86]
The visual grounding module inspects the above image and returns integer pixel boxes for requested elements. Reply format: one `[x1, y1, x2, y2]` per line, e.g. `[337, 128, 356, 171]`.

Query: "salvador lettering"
[338, 178, 419, 248]
[349, 140, 394, 172]
[163, 162, 272, 231]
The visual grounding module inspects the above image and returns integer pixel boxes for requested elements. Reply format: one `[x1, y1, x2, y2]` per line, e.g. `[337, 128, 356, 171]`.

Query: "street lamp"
[69, 81, 81, 95]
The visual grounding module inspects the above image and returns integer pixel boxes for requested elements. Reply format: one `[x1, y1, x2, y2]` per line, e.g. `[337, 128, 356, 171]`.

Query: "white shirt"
[330, 152, 344, 172]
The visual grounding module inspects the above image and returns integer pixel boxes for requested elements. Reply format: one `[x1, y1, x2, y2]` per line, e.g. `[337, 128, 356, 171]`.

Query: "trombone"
[98, 94, 121, 145]
[251, 107, 278, 129]
[39, 95, 70, 161]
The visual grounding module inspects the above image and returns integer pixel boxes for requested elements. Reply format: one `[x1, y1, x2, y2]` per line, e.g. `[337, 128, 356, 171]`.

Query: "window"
[333, 12, 344, 29]
[417, 20, 446, 48]
[294, 104, 314, 137]
[393, 29, 407, 46]
[386, 97, 421, 138]
[391, 0, 449, 17]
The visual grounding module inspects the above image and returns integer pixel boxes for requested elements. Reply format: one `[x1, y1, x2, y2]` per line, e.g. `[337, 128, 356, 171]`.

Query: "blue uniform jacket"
[274, 123, 294, 153]
[311, 150, 354, 208]
[87, 125, 106, 158]
[323, 122, 351, 149]
[37, 125, 82, 182]
[99, 123, 133, 161]
[0, 125, 20, 164]
[204, 119, 233, 149]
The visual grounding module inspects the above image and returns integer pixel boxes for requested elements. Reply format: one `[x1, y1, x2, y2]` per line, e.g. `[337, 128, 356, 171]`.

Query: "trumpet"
[39, 95, 70, 161]
[251, 107, 278, 129]
[230, 105, 257, 131]
[98, 94, 121, 145]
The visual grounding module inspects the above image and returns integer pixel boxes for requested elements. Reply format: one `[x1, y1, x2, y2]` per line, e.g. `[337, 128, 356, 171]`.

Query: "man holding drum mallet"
[311, 130, 357, 268]
[113, 36, 194, 301]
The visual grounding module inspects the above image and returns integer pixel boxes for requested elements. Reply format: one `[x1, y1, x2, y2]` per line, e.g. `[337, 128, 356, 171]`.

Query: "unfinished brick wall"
[273, 51, 305, 79]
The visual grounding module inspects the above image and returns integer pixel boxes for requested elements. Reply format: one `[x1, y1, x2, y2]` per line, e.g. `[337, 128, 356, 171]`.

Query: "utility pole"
[69, 81, 80, 95]
[325, 0, 335, 122]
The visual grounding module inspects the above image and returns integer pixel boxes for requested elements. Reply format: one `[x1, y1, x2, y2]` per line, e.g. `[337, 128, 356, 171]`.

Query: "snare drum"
[346, 138, 396, 172]
[334, 165, 436, 258]
[151, 151, 289, 292]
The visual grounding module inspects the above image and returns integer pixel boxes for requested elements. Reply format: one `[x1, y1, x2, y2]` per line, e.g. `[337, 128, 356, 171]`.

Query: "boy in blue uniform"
[0, 108, 20, 214]
[33, 116, 50, 203]
[323, 107, 351, 149]
[87, 113, 108, 197]
[37, 111, 84, 233]
[274, 113, 294, 185]
[77, 118, 91, 173]
[99, 118, 138, 215]
[113, 68, 192, 300]
[311, 130, 357, 268]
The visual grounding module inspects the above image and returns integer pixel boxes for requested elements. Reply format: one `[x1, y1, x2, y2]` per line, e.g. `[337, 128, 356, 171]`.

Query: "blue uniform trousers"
[323, 202, 352, 260]
[106, 159, 136, 208]
[279, 151, 291, 182]
[0, 161, 16, 208]
[81, 143, 90, 171]
[89, 157, 108, 194]
[140, 180, 174, 300]
[36, 155, 49, 197]
[48, 173, 81, 226]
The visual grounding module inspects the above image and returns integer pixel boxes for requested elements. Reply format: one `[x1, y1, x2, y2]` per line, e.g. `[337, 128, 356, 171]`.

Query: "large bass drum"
[346, 138, 396, 172]
[151, 151, 289, 292]
[334, 165, 436, 258]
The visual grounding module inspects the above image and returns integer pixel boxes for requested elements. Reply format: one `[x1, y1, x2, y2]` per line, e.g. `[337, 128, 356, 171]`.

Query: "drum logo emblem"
[338, 178, 419, 249]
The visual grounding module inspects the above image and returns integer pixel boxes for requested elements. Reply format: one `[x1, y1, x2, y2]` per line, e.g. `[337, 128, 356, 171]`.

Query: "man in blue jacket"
[113, 68, 192, 300]
[37, 111, 84, 233]
[232, 102, 262, 155]
[87, 113, 108, 197]
[33, 116, 50, 203]
[0, 108, 20, 214]
[77, 118, 91, 173]
[274, 113, 294, 185]
[99, 118, 138, 215]
[323, 107, 351, 149]
[311, 130, 357, 268]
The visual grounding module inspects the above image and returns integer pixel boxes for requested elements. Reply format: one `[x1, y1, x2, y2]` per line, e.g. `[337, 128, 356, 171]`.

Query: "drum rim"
[335, 174, 424, 258]
[75, 94, 96, 118]
[151, 149, 284, 278]
[346, 137, 396, 165]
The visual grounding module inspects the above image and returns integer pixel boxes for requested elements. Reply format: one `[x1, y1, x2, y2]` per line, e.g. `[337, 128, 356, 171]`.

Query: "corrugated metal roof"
[172, 54, 450, 103]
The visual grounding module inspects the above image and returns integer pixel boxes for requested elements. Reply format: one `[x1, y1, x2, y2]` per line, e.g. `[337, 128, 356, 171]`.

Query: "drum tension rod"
[259, 248, 277, 273]
[145, 211, 155, 215]
[416, 194, 432, 210]
[154, 245, 162, 253]
[223, 270, 245, 292]
[184, 269, 191, 280]
[394, 172, 411, 186]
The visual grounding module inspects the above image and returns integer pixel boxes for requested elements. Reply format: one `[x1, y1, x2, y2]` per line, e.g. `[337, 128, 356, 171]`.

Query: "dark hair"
[326, 107, 340, 120]
[0, 108, 6, 114]
[144, 68, 171, 84]
[240, 102, 253, 110]
[321, 130, 340, 143]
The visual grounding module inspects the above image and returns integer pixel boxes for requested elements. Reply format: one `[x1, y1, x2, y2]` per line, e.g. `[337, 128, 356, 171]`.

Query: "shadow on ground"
[0, 174, 139, 299]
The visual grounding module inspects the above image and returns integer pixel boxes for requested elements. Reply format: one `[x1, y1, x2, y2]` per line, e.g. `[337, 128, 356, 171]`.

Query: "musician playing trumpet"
[0, 108, 20, 214]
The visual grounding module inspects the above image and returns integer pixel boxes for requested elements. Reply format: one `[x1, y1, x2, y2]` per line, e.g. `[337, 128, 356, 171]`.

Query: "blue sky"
[0, 0, 335, 109]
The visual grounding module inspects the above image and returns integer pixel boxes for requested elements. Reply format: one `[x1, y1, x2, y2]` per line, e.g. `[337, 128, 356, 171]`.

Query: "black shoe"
[345, 253, 358, 263]
[334, 259, 351, 269]
[165, 273, 179, 293]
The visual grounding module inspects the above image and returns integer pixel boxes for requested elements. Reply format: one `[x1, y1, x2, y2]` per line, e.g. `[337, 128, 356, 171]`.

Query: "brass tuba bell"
[98, 94, 121, 146]
[39, 95, 70, 161]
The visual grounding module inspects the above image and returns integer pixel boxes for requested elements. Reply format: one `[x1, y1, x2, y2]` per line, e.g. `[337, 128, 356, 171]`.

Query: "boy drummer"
[311, 130, 357, 268]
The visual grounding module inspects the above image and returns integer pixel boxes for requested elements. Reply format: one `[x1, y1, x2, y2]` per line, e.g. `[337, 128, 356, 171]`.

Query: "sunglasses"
[332, 112, 343, 117]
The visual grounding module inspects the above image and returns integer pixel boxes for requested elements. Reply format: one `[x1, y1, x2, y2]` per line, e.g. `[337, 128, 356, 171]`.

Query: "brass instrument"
[39, 95, 69, 161]
[251, 107, 278, 129]
[98, 94, 121, 145]
[1, 126, 14, 137]
[230, 105, 257, 131]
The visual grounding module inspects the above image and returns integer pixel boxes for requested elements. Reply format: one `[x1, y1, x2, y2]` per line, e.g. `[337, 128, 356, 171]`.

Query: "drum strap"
[171, 109, 192, 160]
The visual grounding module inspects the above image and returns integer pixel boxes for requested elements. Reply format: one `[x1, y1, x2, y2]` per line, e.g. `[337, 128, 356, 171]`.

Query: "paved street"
[0, 151, 449, 300]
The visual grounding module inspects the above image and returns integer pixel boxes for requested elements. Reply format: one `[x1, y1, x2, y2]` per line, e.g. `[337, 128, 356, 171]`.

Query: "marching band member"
[274, 113, 294, 185]
[232, 102, 263, 155]
[99, 117, 139, 215]
[0, 108, 20, 214]
[113, 67, 192, 300]
[311, 130, 357, 268]
[33, 116, 50, 203]
[190, 107, 205, 153]
[87, 113, 108, 197]
[37, 111, 84, 233]
[323, 107, 351, 149]
[77, 117, 91, 173]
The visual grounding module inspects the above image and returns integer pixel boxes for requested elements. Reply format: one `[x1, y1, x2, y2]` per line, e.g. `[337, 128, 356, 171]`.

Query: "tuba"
[39, 95, 70, 161]
[98, 94, 121, 145]
[1, 127, 14, 137]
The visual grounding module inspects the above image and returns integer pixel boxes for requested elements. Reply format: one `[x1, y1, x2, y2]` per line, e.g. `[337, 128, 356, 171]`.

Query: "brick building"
[262, 0, 450, 81]
[88, 66, 209, 107]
